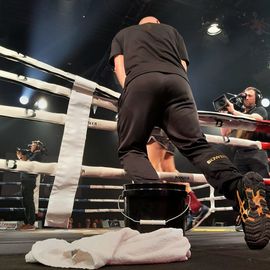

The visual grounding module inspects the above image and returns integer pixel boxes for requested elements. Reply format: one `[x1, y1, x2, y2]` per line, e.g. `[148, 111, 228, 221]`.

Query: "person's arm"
[226, 100, 263, 120]
[114, 54, 126, 89]
[221, 100, 263, 137]
[219, 110, 232, 136]
[16, 151, 22, 160]
[220, 127, 232, 137]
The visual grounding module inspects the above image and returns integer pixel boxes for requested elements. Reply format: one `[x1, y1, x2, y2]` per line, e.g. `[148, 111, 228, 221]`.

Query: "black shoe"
[236, 172, 270, 249]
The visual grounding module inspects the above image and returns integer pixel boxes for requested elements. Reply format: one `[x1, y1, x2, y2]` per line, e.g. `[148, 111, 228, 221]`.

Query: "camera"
[213, 94, 228, 112]
[213, 92, 246, 112]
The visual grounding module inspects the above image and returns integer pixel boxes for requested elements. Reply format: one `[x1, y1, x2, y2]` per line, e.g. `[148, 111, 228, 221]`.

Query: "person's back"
[110, 22, 188, 87]
[110, 16, 270, 249]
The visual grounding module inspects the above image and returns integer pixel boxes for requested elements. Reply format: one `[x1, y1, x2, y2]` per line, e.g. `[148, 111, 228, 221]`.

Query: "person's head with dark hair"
[243, 86, 263, 108]
[30, 140, 46, 153]
[244, 86, 263, 106]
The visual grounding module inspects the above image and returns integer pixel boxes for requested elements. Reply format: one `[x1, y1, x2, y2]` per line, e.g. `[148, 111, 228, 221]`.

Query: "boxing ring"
[1, 45, 270, 229]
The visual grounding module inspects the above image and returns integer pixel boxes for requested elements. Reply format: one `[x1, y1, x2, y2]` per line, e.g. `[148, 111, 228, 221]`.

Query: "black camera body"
[213, 93, 246, 112]
[213, 94, 228, 112]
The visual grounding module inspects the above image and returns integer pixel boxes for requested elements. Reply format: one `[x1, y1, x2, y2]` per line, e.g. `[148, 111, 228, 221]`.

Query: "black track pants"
[117, 72, 242, 200]
[234, 148, 269, 178]
[21, 176, 36, 225]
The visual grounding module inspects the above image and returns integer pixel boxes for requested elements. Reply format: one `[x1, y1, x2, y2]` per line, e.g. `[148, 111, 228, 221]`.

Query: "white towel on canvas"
[25, 227, 191, 269]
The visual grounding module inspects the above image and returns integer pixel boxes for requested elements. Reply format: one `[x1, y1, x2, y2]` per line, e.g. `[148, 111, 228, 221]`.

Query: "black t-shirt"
[110, 23, 189, 87]
[246, 106, 268, 141]
[246, 106, 268, 120]
[236, 106, 268, 141]
[20, 151, 43, 179]
[28, 151, 43, 162]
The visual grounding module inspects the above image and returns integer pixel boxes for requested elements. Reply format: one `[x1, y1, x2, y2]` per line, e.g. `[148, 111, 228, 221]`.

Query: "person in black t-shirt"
[221, 87, 270, 231]
[221, 86, 269, 178]
[110, 16, 270, 249]
[16, 140, 46, 230]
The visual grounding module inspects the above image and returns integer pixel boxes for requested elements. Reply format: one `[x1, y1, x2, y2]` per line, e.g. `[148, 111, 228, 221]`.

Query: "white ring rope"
[0, 105, 117, 131]
[0, 71, 118, 113]
[0, 104, 267, 148]
[205, 134, 262, 149]
[0, 159, 208, 182]
[0, 70, 70, 97]
[0, 46, 120, 100]
[0, 46, 75, 82]
[0, 196, 124, 203]
[0, 180, 233, 216]
[0, 182, 124, 190]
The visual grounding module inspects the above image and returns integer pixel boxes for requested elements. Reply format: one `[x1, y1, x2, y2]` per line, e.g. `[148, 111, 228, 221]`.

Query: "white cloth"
[25, 228, 191, 269]
[45, 84, 93, 228]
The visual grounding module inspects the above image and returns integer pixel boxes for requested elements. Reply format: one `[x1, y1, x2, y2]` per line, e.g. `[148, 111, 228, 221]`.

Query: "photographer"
[16, 140, 46, 230]
[221, 86, 269, 178]
[220, 87, 269, 231]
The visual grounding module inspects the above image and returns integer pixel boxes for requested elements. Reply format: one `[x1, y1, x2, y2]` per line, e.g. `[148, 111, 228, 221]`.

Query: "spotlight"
[207, 23, 222, 36]
[261, 98, 270, 108]
[19, 95, 29, 105]
[36, 98, 48, 110]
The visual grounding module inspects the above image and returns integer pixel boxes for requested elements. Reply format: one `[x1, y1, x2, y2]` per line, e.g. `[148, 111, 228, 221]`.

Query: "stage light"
[207, 23, 222, 36]
[19, 95, 29, 105]
[20, 87, 34, 107]
[36, 98, 48, 110]
[261, 98, 270, 108]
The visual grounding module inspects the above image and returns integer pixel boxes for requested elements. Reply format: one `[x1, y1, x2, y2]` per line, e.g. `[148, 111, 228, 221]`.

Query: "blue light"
[19, 95, 29, 105]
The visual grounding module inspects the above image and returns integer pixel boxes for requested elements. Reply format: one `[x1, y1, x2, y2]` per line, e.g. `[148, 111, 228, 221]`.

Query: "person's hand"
[225, 99, 235, 114]
[219, 110, 228, 114]
[16, 151, 27, 161]
[16, 151, 22, 159]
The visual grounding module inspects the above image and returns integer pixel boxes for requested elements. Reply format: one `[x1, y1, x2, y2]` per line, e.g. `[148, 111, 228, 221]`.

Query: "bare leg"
[146, 141, 166, 172]
[162, 152, 177, 172]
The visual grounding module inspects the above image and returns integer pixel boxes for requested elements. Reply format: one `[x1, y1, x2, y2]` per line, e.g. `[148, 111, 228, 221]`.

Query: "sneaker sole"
[237, 176, 270, 249]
